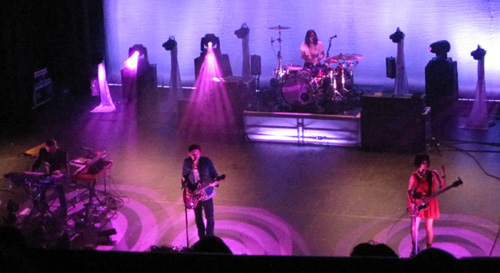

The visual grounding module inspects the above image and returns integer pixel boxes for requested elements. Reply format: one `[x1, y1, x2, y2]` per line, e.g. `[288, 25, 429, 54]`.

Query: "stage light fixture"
[128, 44, 148, 61]
[429, 40, 450, 59]
[471, 45, 486, 60]
[162, 36, 177, 51]
[200, 33, 220, 53]
[234, 23, 250, 39]
[389, 27, 404, 43]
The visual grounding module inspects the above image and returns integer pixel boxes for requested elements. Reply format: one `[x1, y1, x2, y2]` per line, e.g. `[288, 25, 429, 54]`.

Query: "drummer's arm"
[317, 50, 325, 63]
[301, 50, 310, 61]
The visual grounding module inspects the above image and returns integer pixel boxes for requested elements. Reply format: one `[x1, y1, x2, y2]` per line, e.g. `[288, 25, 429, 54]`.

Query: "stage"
[1, 85, 500, 259]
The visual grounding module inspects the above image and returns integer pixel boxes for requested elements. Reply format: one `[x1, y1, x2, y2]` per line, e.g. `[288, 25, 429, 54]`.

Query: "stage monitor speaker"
[251, 55, 261, 76]
[425, 58, 458, 131]
[361, 94, 427, 153]
[386, 57, 396, 79]
[137, 64, 157, 91]
[194, 53, 233, 80]
[425, 59, 458, 106]
[121, 63, 157, 100]
[225, 76, 256, 129]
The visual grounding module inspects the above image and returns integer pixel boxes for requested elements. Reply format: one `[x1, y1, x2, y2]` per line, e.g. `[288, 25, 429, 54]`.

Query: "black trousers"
[194, 198, 214, 239]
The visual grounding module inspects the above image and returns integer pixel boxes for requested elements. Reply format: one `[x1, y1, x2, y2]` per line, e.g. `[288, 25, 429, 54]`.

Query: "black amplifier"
[361, 93, 428, 153]
[361, 93, 426, 114]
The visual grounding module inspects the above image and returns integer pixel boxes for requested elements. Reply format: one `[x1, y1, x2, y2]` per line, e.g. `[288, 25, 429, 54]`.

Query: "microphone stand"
[326, 39, 333, 58]
[411, 204, 419, 256]
[184, 202, 190, 248]
[181, 179, 190, 248]
[326, 36, 336, 58]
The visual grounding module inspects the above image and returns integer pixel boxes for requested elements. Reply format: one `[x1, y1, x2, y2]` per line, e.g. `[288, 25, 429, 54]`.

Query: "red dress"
[407, 171, 440, 219]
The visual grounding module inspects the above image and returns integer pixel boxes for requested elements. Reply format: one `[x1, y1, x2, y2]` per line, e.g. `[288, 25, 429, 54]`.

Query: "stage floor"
[1, 86, 500, 258]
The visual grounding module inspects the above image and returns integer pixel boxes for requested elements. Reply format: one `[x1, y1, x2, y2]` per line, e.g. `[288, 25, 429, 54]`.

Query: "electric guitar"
[408, 178, 463, 214]
[183, 174, 225, 209]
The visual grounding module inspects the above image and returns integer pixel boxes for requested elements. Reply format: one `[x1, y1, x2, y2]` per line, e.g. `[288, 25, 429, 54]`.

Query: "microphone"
[329, 35, 337, 39]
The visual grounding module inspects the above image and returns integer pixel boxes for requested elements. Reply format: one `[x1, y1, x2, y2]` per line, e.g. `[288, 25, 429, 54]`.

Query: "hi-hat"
[269, 25, 291, 30]
[324, 53, 364, 63]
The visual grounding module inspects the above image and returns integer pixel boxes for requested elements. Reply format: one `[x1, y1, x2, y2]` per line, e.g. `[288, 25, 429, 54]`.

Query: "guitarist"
[182, 144, 220, 240]
[407, 154, 446, 255]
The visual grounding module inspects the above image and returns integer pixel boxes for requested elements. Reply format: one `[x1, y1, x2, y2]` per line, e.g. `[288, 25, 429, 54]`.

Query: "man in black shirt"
[31, 139, 68, 217]
[32, 139, 68, 174]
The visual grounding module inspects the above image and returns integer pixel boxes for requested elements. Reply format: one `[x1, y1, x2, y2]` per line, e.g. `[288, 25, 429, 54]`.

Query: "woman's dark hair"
[414, 154, 430, 167]
[305, 30, 318, 46]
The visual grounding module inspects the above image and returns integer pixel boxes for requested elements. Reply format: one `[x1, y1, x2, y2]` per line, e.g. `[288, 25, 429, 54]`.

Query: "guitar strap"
[426, 171, 433, 196]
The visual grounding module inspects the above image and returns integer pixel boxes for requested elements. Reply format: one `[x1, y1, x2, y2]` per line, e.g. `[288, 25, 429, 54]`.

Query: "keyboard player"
[32, 139, 68, 175]
[31, 139, 68, 218]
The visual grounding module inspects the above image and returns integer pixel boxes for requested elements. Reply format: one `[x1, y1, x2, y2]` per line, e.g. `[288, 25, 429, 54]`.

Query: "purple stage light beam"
[122, 51, 140, 102]
[180, 41, 236, 138]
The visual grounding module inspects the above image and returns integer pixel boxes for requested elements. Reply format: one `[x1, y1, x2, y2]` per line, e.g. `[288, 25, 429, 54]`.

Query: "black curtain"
[0, 0, 105, 125]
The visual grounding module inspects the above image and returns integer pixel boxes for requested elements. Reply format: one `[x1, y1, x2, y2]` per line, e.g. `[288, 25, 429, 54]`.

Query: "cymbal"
[268, 25, 291, 30]
[325, 53, 364, 62]
[323, 57, 339, 64]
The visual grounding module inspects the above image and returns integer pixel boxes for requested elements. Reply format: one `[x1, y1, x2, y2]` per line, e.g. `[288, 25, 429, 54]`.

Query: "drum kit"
[269, 25, 364, 113]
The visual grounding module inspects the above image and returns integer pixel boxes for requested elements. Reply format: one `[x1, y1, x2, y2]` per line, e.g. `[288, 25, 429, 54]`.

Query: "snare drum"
[274, 65, 304, 79]
[285, 65, 303, 74]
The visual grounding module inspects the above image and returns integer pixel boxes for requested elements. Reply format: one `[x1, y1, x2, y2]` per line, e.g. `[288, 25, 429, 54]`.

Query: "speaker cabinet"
[121, 63, 157, 101]
[137, 64, 157, 92]
[425, 58, 458, 107]
[425, 58, 458, 131]
[361, 94, 427, 153]
[225, 76, 256, 129]
[386, 57, 396, 79]
[194, 53, 233, 80]
[251, 55, 261, 76]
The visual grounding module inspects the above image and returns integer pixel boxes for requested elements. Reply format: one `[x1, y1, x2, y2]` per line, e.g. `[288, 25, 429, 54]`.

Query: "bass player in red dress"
[407, 154, 446, 255]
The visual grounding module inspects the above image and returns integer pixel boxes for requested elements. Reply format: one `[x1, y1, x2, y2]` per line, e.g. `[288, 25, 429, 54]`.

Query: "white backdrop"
[104, 0, 500, 96]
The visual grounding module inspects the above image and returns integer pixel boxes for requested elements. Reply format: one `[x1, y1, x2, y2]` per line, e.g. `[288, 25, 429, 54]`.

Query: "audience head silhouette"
[411, 248, 457, 272]
[351, 241, 398, 257]
[191, 236, 232, 254]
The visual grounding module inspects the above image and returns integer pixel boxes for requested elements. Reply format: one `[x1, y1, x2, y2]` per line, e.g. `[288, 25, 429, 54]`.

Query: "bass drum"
[280, 74, 313, 108]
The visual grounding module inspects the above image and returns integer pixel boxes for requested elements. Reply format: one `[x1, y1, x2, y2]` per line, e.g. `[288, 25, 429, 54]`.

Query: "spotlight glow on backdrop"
[125, 51, 140, 70]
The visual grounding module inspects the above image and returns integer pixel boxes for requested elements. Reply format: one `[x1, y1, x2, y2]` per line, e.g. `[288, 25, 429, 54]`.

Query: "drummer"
[300, 30, 325, 69]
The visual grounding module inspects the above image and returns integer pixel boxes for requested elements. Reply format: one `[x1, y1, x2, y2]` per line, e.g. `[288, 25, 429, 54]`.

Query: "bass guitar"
[183, 174, 225, 209]
[408, 178, 463, 214]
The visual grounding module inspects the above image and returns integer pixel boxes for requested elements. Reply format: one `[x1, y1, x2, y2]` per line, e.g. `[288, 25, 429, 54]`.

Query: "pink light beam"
[180, 41, 236, 139]
[91, 61, 116, 113]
